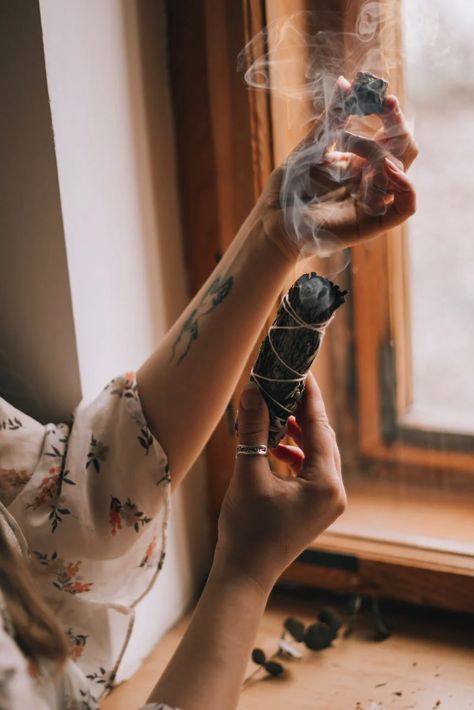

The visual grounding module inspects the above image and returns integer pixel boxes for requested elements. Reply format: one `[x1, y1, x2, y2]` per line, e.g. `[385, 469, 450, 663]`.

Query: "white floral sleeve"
[0, 625, 50, 710]
[0, 373, 171, 704]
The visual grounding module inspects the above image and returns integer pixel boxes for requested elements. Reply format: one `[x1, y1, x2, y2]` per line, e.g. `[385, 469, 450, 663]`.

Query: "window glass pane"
[403, 0, 474, 433]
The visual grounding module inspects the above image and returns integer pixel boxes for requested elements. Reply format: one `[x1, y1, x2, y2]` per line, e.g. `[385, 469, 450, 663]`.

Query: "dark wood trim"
[166, 0, 474, 612]
[166, 0, 275, 517]
[281, 553, 474, 614]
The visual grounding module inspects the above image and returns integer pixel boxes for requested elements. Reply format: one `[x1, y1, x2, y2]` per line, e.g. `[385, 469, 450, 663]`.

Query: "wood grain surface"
[102, 589, 474, 710]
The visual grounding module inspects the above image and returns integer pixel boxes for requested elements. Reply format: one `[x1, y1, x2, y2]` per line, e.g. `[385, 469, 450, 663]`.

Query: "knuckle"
[390, 155, 404, 171]
[334, 488, 347, 516]
[306, 413, 331, 430]
[320, 477, 346, 514]
[410, 138, 419, 159]
[238, 423, 266, 441]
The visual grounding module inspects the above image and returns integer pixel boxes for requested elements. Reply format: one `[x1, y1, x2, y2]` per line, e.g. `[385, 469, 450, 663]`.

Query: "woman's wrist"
[211, 547, 274, 601]
[240, 205, 299, 270]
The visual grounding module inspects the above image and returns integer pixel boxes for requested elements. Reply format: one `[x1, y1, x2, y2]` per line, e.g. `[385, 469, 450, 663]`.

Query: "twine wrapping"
[251, 272, 347, 448]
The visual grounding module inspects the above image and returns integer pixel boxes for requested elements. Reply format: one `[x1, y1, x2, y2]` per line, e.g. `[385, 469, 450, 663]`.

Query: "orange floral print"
[26, 465, 75, 532]
[66, 628, 88, 662]
[106, 373, 137, 399]
[139, 539, 157, 568]
[32, 551, 93, 595]
[26, 660, 41, 679]
[0, 468, 31, 492]
[124, 371, 135, 385]
[109, 496, 152, 535]
[26, 466, 61, 510]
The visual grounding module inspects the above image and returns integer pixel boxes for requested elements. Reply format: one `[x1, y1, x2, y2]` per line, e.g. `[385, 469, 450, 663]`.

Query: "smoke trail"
[238, 1, 423, 258]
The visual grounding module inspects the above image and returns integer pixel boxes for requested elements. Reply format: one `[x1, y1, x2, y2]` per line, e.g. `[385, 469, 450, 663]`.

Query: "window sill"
[281, 479, 474, 613]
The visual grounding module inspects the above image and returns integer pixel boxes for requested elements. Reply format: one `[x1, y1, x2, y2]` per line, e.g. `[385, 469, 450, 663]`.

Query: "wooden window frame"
[167, 0, 474, 613]
[338, 1, 474, 481]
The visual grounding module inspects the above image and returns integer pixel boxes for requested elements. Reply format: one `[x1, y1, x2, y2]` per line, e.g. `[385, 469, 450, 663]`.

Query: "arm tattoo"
[169, 275, 234, 365]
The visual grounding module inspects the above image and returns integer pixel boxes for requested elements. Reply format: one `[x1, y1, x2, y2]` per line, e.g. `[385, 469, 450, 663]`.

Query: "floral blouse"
[0, 373, 178, 709]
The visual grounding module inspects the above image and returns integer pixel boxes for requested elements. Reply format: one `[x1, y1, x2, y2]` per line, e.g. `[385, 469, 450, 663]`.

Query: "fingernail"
[384, 157, 402, 173]
[339, 130, 353, 149]
[240, 382, 262, 411]
[384, 157, 409, 190]
[383, 95, 400, 113]
[336, 74, 350, 88]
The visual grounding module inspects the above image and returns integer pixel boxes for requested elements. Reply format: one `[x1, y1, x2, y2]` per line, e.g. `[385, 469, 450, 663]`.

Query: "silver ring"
[236, 444, 268, 457]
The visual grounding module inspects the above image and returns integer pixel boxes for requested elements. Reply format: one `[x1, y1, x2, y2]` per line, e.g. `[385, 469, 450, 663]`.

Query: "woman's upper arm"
[6, 374, 171, 604]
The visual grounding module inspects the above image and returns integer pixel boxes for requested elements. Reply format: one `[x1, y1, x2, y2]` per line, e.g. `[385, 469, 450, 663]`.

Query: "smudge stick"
[251, 272, 347, 448]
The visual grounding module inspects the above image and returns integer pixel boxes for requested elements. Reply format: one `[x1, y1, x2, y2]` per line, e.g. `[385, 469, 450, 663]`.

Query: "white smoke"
[238, 1, 415, 257]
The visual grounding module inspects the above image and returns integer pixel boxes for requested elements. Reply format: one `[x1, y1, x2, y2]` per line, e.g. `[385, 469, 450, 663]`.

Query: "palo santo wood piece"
[344, 71, 388, 116]
[251, 273, 347, 448]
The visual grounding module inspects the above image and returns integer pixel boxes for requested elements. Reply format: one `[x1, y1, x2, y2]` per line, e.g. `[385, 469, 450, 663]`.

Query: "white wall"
[38, 0, 212, 681]
[0, 1, 81, 423]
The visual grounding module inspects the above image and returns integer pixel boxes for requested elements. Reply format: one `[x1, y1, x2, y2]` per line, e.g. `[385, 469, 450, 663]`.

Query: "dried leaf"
[303, 622, 332, 651]
[251, 648, 266, 666]
[264, 661, 284, 676]
[318, 606, 343, 636]
[284, 617, 305, 642]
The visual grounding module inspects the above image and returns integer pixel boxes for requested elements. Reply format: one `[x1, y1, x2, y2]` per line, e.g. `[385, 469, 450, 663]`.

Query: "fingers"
[339, 131, 414, 219]
[379, 94, 419, 170]
[235, 383, 270, 479]
[272, 444, 304, 474]
[340, 130, 388, 164]
[294, 76, 352, 157]
[326, 75, 352, 131]
[339, 132, 391, 215]
[236, 383, 269, 447]
[287, 416, 303, 447]
[379, 160, 417, 228]
[296, 373, 337, 479]
[357, 159, 416, 234]
[340, 94, 418, 174]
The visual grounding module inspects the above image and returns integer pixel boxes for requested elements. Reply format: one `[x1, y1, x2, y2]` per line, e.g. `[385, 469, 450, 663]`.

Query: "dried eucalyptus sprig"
[243, 648, 284, 686]
[252, 648, 284, 676]
[344, 595, 391, 641]
[244, 606, 343, 687]
[285, 606, 343, 650]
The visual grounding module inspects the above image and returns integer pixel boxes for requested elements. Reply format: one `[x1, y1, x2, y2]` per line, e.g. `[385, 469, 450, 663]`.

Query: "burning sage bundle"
[251, 273, 347, 448]
[344, 71, 388, 116]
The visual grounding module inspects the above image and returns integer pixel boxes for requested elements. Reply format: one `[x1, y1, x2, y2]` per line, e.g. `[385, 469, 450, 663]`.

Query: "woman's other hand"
[254, 76, 418, 259]
[216, 373, 346, 593]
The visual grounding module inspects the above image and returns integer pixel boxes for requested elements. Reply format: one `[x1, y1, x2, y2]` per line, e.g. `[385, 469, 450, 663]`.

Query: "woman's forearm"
[137, 214, 294, 485]
[147, 553, 269, 709]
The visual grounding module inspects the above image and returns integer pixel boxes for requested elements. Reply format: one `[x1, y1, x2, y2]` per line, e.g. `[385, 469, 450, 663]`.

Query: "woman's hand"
[253, 76, 418, 259]
[216, 373, 345, 593]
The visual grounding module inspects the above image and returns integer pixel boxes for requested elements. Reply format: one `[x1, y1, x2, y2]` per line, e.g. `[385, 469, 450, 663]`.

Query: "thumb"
[235, 382, 270, 471]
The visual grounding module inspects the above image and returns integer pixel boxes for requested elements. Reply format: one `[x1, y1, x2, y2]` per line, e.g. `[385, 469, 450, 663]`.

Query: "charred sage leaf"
[303, 622, 333, 651]
[251, 648, 267, 666]
[318, 607, 343, 638]
[344, 71, 388, 116]
[283, 616, 306, 642]
[264, 661, 284, 676]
